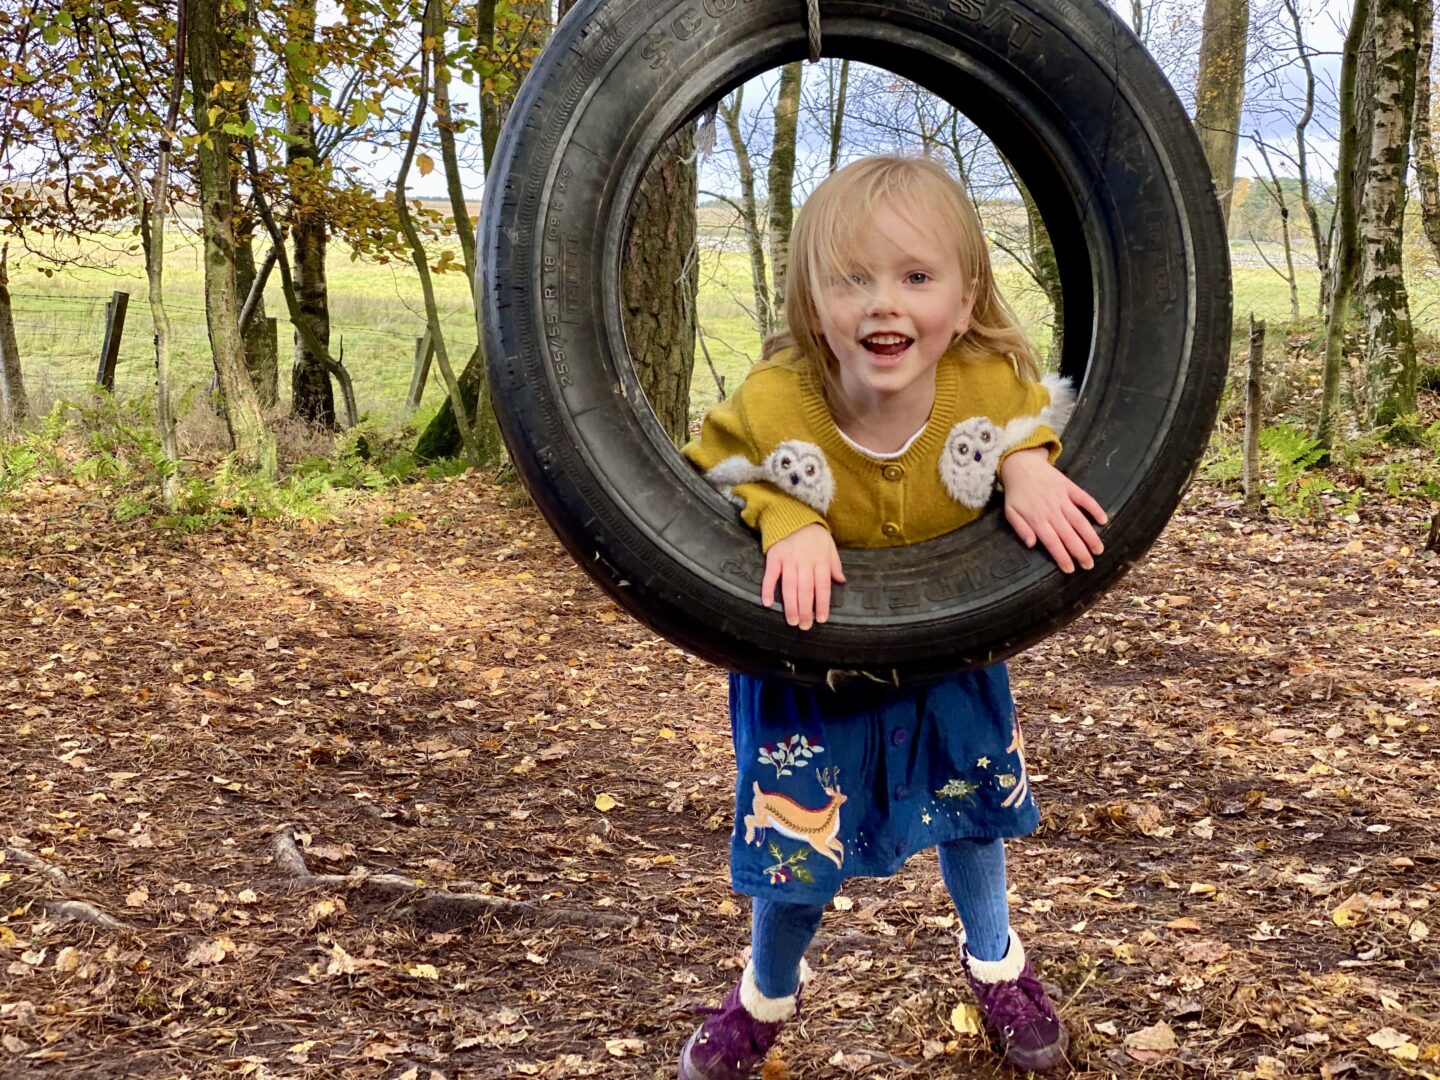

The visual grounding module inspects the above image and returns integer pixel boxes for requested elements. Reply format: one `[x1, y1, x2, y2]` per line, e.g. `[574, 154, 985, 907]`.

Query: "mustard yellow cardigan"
[682, 348, 1074, 551]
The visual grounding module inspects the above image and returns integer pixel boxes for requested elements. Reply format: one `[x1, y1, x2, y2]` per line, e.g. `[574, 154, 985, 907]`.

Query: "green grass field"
[4, 222, 1428, 439]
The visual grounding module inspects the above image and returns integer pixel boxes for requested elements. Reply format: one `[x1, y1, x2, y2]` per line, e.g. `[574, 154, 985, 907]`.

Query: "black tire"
[480, 0, 1229, 685]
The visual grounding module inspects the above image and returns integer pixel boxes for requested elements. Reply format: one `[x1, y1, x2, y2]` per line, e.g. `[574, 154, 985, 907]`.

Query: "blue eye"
[907, 272, 931, 285]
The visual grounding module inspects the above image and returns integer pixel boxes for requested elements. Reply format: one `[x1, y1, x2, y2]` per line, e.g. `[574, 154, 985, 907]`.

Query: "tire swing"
[478, 0, 1230, 685]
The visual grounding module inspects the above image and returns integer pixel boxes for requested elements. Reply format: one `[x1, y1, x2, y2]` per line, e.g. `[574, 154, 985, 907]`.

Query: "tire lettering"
[642, 32, 673, 68]
[948, 0, 985, 21]
[886, 584, 920, 610]
[672, 7, 702, 39]
[721, 558, 764, 585]
[988, 548, 1029, 580]
[703, 0, 737, 14]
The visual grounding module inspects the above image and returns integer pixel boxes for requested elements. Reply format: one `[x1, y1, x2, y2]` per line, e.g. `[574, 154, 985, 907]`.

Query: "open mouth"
[862, 333, 913, 359]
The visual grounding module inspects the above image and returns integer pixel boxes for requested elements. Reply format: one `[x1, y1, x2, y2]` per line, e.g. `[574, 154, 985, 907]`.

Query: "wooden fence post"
[95, 290, 129, 391]
[406, 329, 435, 411]
[1242, 315, 1265, 515]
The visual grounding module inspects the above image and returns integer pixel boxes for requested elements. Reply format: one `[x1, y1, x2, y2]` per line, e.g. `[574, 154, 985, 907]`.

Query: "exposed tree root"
[272, 827, 637, 931]
[39, 899, 128, 930]
[5, 848, 130, 930]
[5, 846, 72, 889]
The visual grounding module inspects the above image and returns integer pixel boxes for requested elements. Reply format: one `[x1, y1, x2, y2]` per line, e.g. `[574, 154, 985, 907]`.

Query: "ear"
[953, 282, 978, 339]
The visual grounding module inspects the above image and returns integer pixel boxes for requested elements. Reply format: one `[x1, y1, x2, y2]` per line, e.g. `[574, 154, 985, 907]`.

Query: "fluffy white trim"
[962, 928, 1026, 983]
[703, 455, 765, 506]
[998, 374, 1077, 459]
[739, 961, 806, 1022]
[1039, 373, 1077, 434]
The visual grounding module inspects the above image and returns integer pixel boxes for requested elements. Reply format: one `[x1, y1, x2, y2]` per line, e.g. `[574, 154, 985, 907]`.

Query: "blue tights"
[750, 837, 1011, 999]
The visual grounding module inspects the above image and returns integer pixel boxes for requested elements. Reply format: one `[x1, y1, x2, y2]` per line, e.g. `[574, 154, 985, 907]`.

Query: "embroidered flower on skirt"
[727, 664, 1040, 905]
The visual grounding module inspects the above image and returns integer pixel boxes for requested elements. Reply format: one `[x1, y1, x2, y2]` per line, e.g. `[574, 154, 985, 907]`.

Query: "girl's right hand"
[762, 523, 846, 631]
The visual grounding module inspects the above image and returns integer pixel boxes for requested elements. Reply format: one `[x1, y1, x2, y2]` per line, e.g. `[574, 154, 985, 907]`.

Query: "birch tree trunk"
[0, 245, 27, 428]
[1319, 0, 1371, 447]
[1412, 0, 1440, 265]
[286, 0, 336, 429]
[1360, 0, 1419, 426]
[768, 62, 803, 310]
[1193, 0, 1250, 227]
[188, 0, 273, 473]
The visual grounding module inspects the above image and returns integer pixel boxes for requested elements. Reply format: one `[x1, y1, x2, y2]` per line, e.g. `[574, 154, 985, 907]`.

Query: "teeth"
[866, 335, 908, 345]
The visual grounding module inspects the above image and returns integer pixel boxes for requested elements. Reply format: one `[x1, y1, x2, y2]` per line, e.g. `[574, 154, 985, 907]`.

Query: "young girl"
[678, 155, 1106, 1077]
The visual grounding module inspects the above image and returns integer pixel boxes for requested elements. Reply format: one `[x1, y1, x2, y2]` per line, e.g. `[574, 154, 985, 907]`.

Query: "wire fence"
[8, 289, 479, 429]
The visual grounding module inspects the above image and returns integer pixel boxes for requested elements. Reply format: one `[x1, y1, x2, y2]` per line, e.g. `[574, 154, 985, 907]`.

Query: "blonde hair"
[761, 155, 1041, 403]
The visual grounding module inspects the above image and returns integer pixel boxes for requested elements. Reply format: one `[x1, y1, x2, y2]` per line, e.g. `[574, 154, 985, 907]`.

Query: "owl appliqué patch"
[938, 416, 1004, 508]
[703, 439, 835, 515]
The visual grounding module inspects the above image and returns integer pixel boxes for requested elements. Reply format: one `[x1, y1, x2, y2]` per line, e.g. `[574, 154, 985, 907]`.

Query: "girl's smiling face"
[812, 201, 975, 420]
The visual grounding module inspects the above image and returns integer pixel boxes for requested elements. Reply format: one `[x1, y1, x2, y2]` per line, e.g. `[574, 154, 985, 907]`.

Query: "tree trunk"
[1413, 0, 1440, 265]
[1284, 0, 1331, 315]
[0, 245, 28, 427]
[768, 61, 803, 310]
[400, 0, 489, 467]
[1020, 183, 1063, 363]
[1360, 0, 1419, 426]
[188, 0, 273, 472]
[414, 0, 521, 462]
[1319, 0, 1371, 447]
[828, 59, 850, 174]
[1193, 0, 1250, 227]
[286, 0, 335, 429]
[235, 231, 278, 408]
[1254, 139, 1301, 321]
[720, 88, 772, 340]
[621, 128, 697, 445]
[434, 46, 476, 289]
[1243, 315, 1265, 514]
[481, 0, 549, 170]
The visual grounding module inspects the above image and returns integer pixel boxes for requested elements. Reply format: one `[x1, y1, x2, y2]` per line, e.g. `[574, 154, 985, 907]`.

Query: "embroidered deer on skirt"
[1000, 720, 1030, 809]
[743, 766, 846, 869]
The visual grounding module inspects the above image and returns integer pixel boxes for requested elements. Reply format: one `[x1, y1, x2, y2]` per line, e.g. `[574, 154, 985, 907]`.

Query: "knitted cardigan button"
[881, 522, 901, 539]
[882, 464, 904, 481]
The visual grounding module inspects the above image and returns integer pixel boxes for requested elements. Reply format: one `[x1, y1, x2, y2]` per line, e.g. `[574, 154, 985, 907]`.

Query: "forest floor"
[1, 472, 1438, 1080]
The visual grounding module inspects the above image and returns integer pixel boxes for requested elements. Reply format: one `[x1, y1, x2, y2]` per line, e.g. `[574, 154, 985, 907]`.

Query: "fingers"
[813, 564, 832, 626]
[1006, 505, 1038, 548]
[761, 550, 781, 610]
[1067, 481, 1109, 526]
[1033, 520, 1076, 573]
[1039, 512, 1099, 573]
[794, 563, 815, 629]
[782, 560, 801, 627]
[1064, 501, 1105, 557]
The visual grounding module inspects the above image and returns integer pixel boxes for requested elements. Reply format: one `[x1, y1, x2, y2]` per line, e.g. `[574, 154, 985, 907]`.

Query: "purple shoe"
[678, 962, 809, 1080]
[962, 930, 1070, 1072]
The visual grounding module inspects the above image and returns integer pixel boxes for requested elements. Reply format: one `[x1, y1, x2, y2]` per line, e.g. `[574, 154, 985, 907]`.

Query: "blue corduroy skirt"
[727, 664, 1040, 904]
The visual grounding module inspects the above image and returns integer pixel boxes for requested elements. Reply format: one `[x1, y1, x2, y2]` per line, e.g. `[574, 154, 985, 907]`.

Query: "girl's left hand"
[998, 447, 1107, 573]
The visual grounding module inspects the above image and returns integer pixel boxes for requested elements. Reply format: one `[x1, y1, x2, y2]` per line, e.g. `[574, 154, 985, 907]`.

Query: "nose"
[864, 281, 899, 316]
